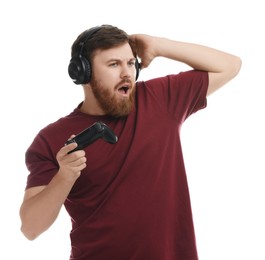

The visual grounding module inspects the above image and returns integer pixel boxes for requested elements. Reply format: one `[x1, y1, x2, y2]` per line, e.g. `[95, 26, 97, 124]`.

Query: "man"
[20, 24, 241, 259]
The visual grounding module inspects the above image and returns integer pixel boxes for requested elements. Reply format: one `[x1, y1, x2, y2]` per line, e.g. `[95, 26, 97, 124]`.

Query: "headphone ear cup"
[68, 56, 91, 85]
[135, 58, 141, 81]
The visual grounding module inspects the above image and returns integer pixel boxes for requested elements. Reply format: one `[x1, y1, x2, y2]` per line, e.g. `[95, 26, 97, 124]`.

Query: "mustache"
[115, 78, 133, 90]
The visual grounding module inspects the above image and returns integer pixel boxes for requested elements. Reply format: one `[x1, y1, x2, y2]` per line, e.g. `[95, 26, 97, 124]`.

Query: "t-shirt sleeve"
[173, 70, 208, 120]
[142, 70, 208, 123]
[25, 132, 59, 189]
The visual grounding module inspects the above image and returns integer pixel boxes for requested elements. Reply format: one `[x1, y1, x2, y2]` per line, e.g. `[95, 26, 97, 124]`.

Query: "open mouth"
[118, 86, 130, 95]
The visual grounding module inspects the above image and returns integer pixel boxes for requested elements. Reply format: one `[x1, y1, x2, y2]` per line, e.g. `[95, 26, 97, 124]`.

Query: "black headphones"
[68, 26, 140, 85]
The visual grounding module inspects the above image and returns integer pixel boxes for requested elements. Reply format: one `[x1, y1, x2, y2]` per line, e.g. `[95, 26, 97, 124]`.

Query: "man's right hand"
[56, 138, 87, 181]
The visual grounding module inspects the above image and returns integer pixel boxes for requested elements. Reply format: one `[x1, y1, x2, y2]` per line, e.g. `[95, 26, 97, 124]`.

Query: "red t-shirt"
[25, 70, 208, 260]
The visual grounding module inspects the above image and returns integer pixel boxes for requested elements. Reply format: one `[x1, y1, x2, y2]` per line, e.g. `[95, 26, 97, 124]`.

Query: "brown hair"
[71, 24, 136, 62]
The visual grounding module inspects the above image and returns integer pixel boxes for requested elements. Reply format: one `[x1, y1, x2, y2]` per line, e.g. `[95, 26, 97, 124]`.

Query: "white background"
[0, 0, 264, 259]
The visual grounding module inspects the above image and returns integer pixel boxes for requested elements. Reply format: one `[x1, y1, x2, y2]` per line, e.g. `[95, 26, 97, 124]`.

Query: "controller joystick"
[66, 121, 118, 153]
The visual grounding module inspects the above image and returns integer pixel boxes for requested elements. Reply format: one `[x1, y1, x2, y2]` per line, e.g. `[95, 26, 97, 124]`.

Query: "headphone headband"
[73, 26, 101, 60]
[68, 26, 140, 85]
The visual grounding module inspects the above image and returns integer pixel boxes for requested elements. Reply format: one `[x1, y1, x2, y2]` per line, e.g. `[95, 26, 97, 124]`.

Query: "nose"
[120, 63, 132, 79]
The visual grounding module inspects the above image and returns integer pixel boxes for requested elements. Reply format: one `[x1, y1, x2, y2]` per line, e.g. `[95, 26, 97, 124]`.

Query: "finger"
[72, 155, 87, 167]
[63, 142, 78, 155]
[68, 149, 86, 163]
[73, 162, 87, 172]
[67, 134, 76, 141]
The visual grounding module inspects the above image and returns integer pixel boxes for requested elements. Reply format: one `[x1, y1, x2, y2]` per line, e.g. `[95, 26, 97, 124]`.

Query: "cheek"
[94, 67, 118, 86]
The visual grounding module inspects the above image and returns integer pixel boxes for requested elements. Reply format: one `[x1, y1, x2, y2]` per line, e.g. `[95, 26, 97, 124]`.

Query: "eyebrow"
[106, 57, 136, 63]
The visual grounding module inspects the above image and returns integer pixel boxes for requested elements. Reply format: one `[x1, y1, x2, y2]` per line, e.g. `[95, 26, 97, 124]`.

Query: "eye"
[128, 60, 135, 67]
[109, 62, 118, 67]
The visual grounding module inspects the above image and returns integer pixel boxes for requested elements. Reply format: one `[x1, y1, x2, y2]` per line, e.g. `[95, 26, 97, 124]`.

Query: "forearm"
[132, 33, 241, 95]
[20, 171, 76, 240]
[132, 33, 241, 78]
[154, 36, 239, 73]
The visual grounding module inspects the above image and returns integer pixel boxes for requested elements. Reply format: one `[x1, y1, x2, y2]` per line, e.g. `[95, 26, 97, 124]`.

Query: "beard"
[90, 77, 136, 117]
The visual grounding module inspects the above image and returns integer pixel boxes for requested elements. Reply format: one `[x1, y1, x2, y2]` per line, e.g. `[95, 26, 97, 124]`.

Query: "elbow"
[207, 56, 242, 96]
[231, 55, 242, 78]
[20, 223, 39, 241]
[20, 209, 42, 241]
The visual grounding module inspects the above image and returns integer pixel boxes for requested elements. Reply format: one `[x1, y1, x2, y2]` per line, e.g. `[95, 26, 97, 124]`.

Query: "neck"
[79, 84, 105, 116]
[79, 99, 105, 116]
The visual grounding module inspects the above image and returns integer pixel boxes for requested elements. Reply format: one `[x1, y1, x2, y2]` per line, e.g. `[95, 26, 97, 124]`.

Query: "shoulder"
[136, 70, 208, 93]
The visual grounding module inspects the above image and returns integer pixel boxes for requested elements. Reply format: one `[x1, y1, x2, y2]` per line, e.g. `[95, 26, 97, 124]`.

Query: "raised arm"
[130, 34, 241, 96]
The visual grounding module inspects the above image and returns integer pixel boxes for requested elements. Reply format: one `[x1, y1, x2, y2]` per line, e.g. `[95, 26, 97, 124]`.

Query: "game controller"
[66, 121, 118, 153]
